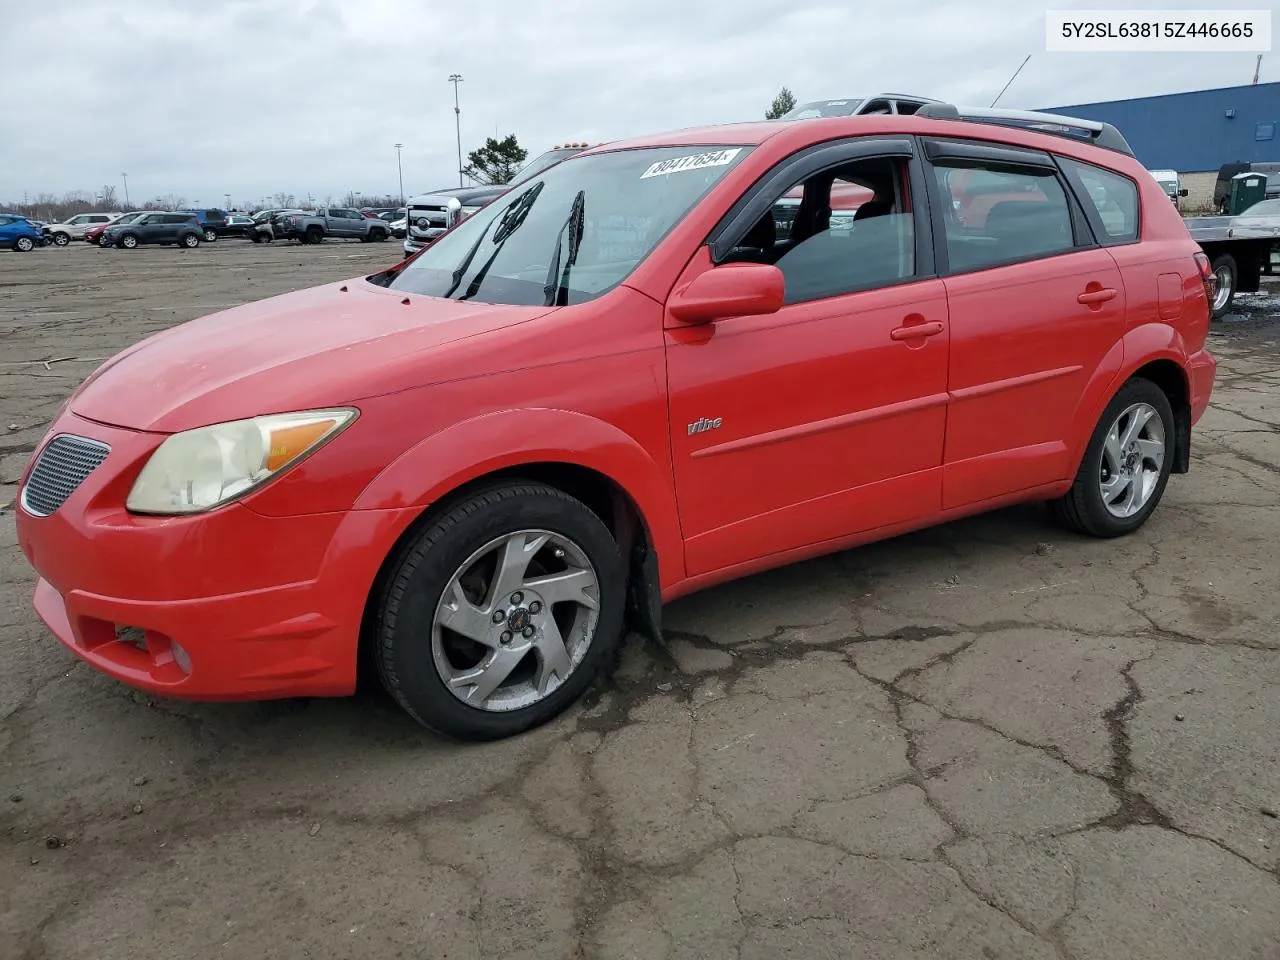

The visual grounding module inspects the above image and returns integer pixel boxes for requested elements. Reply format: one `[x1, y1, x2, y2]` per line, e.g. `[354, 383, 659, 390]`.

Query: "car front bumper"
[15, 412, 419, 701]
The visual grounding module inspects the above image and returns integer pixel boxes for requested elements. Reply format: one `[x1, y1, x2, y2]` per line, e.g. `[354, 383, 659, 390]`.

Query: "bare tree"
[98, 185, 118, 208]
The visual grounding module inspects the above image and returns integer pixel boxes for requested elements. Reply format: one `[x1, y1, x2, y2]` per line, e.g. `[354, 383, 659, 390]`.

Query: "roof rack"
[915, 103, 1134, 156]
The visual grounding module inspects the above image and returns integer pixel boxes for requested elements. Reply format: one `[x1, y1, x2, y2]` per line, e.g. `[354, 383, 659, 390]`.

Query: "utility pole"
[1253, 54, 1263, 84]
[393, 143, 405, 204]
[448, 73, 464, 187]
[224, 193, 231, 211]
[121, 172, 130, 207]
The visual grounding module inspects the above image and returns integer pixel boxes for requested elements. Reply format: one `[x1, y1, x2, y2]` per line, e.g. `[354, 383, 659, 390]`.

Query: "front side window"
[389, 145, 752, 306]
[0, 216, 13, 226]
[933, 163, 1074, 273]
[1061, 158, 1138, 243]
[723, 155, 916, 304]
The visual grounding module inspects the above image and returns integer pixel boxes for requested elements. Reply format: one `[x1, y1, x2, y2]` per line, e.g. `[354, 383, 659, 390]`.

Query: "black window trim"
[1053, 154, 1142, 248]
[920, 137, 1098, 278]
[706, 135, 934, 284]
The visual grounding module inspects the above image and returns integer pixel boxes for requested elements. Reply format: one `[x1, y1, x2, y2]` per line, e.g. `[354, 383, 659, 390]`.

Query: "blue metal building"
[1040, 82, 1280, 172]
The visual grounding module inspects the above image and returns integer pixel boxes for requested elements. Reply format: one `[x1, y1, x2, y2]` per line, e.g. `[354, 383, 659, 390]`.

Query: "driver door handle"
[1077, 287, 1117, 305]
[890, 320, 944, 341]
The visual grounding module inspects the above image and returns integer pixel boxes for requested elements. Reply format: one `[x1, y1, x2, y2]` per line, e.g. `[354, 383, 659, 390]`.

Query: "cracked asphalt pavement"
[2, 243, 1279, 959]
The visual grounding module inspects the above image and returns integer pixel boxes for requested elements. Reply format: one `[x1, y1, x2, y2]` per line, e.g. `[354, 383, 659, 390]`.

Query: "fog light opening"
[170, 642, 192, 675]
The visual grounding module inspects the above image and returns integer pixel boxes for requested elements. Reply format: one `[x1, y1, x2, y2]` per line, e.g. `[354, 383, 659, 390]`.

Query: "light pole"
[448, 73, 464, 187]
[393, 143, 405, 204]
[224, 193, 231, 211]
[121, 172, 130, 207]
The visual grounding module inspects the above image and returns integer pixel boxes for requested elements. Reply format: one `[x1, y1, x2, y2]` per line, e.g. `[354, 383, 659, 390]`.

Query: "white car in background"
[42, 212, 123, 246]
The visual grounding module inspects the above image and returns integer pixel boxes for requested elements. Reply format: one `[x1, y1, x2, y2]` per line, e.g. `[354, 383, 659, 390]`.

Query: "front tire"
[13, 236, 34, 252]
[373, 483, 627, 740]
[1209, 253, 1237, 319]
[120, 234, 139, 249]
[51, 232, 70, 247]
[1051, 379, 1175, 538]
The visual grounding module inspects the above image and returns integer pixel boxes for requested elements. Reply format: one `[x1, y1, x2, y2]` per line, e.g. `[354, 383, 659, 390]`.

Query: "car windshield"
[116, 212, 145, 224]
[782, 99, 864, 120]
[388, 145, 752, 306]
[506, 148, 580, 188]
[1241, 199, 1280, 216]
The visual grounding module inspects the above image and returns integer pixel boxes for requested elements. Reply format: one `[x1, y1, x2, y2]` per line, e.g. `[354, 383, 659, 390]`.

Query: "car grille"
[20, 434, 110, 517]
[408, 205, 451, 235]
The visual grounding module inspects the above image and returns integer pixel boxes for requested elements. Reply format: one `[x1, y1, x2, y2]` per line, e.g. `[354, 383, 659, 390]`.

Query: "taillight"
[1193, 251, 1216, 306]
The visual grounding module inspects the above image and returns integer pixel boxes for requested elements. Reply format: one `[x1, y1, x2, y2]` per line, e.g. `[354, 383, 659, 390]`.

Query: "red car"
[86, 212, 144, 245]
[16, 106, 1217, 740]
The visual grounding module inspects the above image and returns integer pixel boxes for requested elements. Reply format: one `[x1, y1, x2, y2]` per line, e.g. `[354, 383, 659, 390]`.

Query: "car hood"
[69, 279, 552, 433]
[410, 185, 506, 204]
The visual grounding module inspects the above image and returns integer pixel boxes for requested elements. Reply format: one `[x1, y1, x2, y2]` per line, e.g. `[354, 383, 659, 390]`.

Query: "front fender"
[352, 408, 684, 584]
[1067, 322, 1190, 472]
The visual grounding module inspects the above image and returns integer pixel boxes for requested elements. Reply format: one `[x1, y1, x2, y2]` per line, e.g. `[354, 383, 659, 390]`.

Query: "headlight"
[126, 408, 357, 515]
[457, 205, 483, 223]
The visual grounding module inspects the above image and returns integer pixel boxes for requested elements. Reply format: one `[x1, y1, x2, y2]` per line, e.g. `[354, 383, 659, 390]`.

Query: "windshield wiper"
[456, 182, 544, 301]
[543, 190, 585, 307]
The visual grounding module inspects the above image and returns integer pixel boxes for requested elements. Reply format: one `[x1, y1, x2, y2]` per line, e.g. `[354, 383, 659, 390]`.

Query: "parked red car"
[16, 106, 1216, 740]
[86, 212, 145, 245]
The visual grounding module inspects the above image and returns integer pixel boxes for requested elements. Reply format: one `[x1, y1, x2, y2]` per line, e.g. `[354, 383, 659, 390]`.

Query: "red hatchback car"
[16, 106, 1216, 740]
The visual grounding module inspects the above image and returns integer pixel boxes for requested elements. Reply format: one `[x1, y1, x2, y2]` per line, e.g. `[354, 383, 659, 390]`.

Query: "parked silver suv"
[43, 212, 123, 246]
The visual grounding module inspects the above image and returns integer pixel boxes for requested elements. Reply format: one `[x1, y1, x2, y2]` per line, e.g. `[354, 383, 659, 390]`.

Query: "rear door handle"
[1077, 287, 1118, 305]
[890, 321, 945, 341]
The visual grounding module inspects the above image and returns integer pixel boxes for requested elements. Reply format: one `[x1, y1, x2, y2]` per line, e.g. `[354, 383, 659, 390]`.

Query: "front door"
[924, 139, 1127, 508]
[665, 144, 949, 576]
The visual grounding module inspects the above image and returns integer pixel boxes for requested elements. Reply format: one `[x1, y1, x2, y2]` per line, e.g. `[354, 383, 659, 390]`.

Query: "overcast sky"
[2, 0, 1276, 207]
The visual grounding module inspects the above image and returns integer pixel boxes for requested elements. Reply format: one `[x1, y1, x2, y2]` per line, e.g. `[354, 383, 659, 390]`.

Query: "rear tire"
[305, 227, 323, 244]
[1050, 378, 1175, 538]
[1209, 253, 1237, 319]
[182, 233, 200, 248]
[373, 482, 627, 740]
[203, 228, 217, 242]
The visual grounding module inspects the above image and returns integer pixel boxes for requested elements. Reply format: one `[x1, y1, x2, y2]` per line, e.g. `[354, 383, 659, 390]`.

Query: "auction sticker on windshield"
[640, 148, 743, 179]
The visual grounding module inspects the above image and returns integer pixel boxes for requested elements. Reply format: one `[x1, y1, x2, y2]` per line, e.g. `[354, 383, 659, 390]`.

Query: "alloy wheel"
[431, 529, 601, 712]
[1098, 402, 1165, 518]
[1212, 264, 1234, 313]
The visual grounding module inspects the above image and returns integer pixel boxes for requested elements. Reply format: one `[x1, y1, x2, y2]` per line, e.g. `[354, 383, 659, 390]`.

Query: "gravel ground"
[2, 241, 1279, 960]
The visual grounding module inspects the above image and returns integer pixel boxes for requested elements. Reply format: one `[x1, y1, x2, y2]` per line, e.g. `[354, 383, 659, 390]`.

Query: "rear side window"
[932, 164, 1074, 273]
[0, 216, 13, 225]
[1060, 158, 1138, 243]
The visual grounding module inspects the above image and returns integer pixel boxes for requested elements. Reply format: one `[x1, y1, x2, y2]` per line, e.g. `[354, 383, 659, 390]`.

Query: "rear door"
[665, 137, 950, 576]
[330, 208, 358, 236]
[923, 137, 1125, 509]
[163, 214, 189, 241]
[0, 216, 14, 242]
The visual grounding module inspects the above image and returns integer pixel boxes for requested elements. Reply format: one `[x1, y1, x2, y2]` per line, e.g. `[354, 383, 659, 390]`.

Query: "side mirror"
[1179, 188, 1189, 197]
[668, 262, 785, 325]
